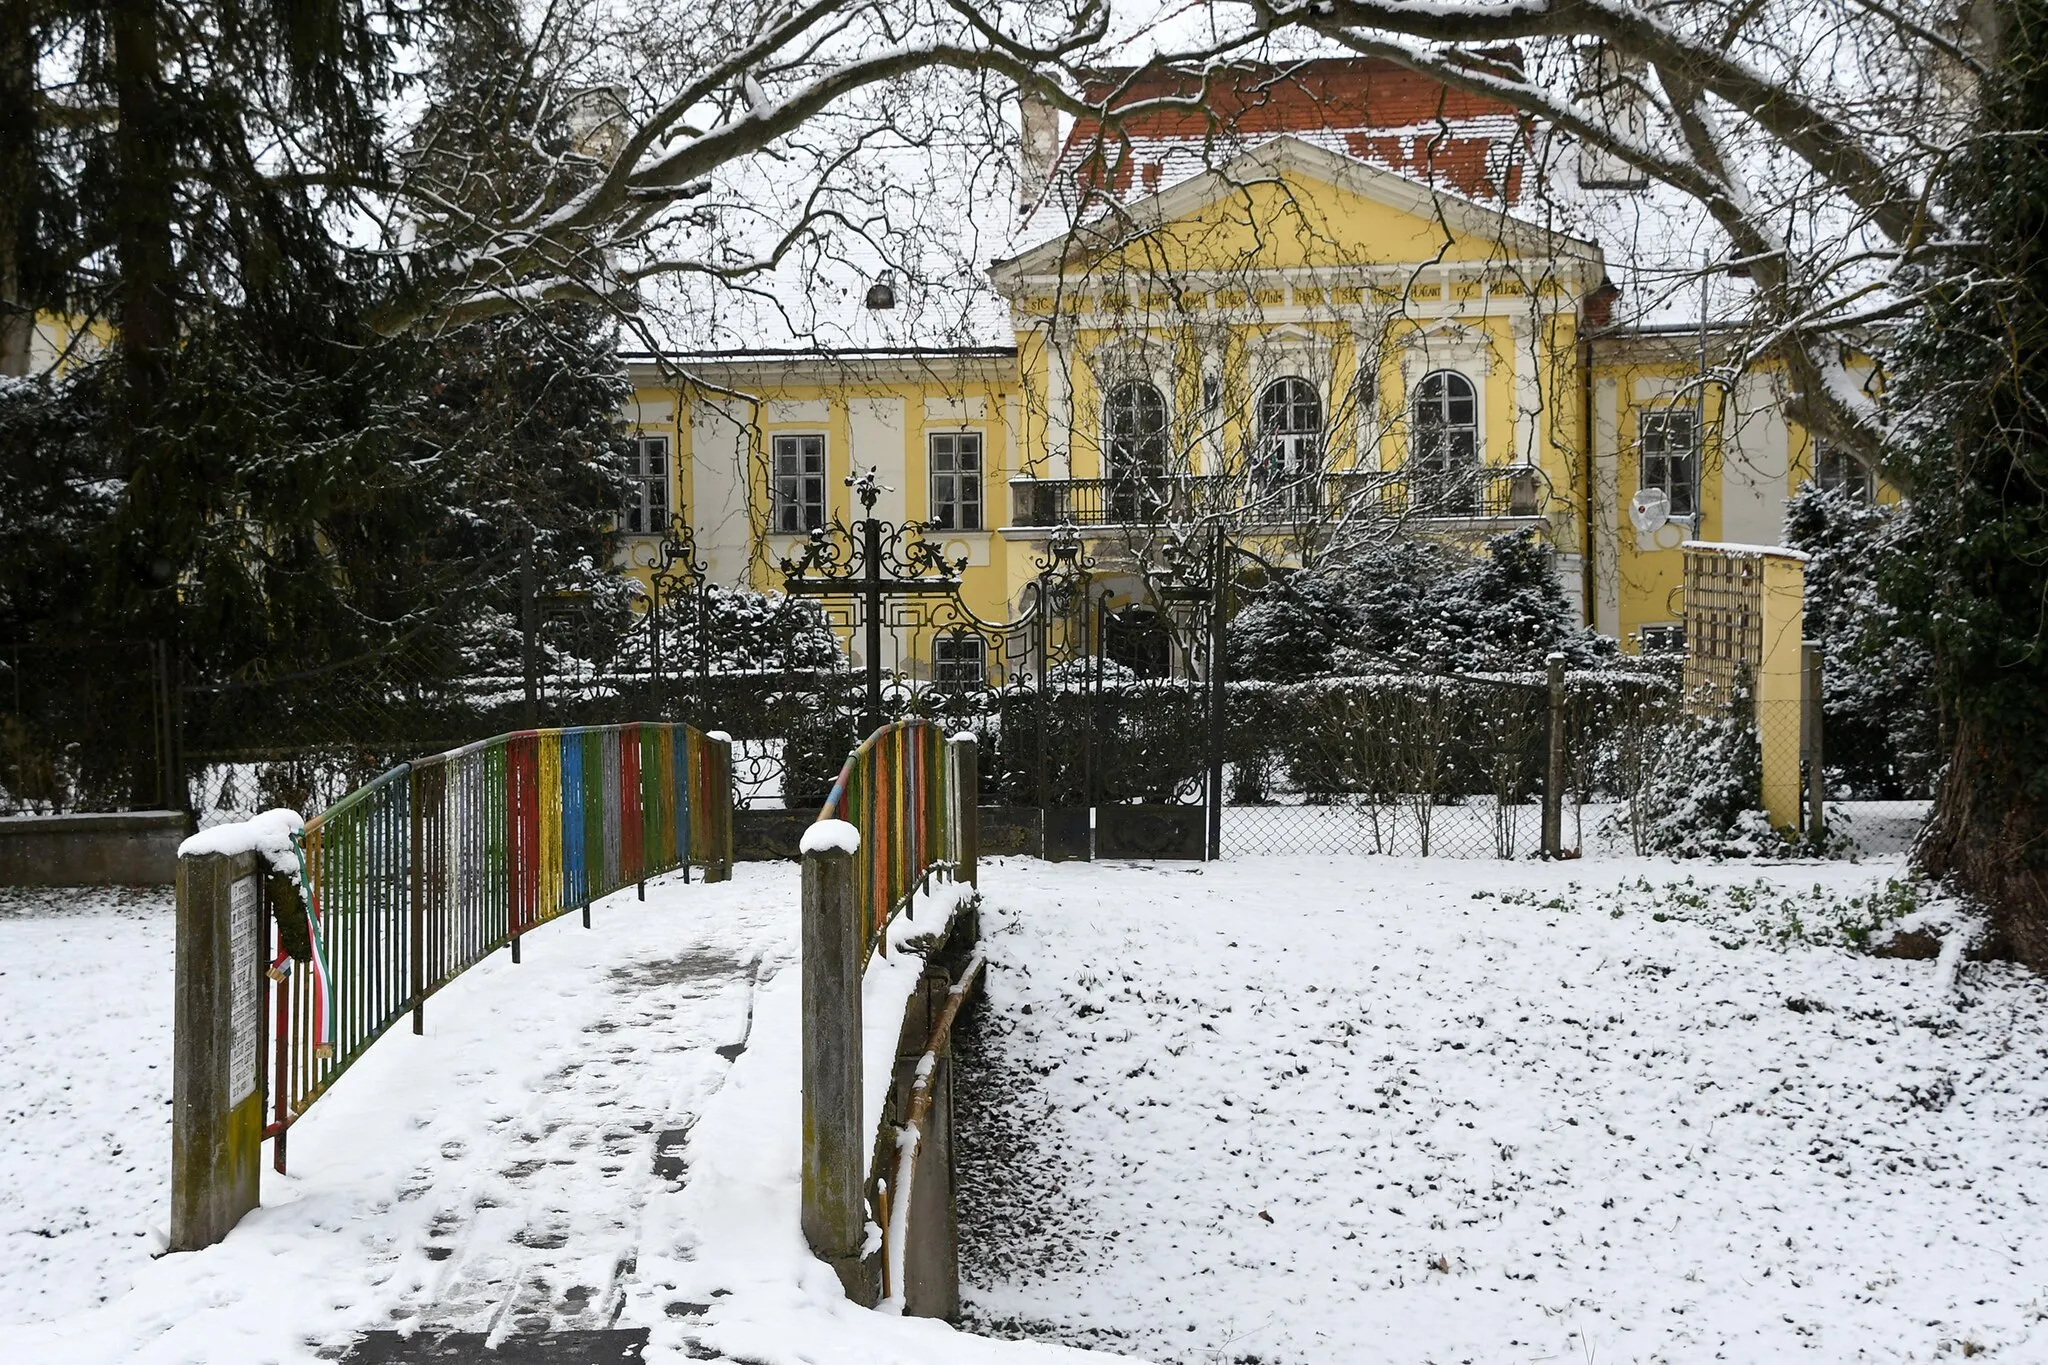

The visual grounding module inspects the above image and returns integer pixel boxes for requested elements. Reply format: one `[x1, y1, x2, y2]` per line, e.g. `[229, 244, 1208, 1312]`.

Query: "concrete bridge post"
[800, 835, 875, 1303]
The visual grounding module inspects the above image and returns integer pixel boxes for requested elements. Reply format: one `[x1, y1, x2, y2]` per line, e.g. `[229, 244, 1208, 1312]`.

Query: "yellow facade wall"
[621, 144, 1839, 666]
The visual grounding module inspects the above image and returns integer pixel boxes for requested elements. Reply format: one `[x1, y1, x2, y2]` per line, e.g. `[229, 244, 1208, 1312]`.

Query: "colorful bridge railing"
[800, 721, 977, 1303]
[273, 723, 732, 1167]
[816, 720, 977, 963]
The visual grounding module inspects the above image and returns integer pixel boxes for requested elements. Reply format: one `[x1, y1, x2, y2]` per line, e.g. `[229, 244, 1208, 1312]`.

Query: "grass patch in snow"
[1477, 873, 1946, 951]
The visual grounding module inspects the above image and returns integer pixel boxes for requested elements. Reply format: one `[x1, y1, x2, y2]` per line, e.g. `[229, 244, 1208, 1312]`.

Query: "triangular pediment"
[990, 135, 1602, 288]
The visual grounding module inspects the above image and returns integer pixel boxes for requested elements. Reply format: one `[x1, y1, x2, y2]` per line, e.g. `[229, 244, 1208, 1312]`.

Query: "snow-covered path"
[0, 864, 1123, 1365]
[0, 865, 797, 1361]
[957, 856, 2048, 1364]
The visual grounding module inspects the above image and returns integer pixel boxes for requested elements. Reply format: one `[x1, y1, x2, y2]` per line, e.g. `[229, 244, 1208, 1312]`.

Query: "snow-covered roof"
[631, 55, 1804, 356]
[1010, 58, 1539, 256]
[990, 57, 1762, 336]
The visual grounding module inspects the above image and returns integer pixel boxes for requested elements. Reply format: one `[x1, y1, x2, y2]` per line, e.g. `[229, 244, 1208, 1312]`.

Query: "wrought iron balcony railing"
[1010, 474, 1232, 528]
[1008, 464, 1549, 528]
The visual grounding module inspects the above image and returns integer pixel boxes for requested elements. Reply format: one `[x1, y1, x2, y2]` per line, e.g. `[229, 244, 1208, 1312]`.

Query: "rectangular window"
[1816, 442, 1874, 501]
[1638, 408, 1699, 518]
[624, 435, 669, 535]
[771, 434, 826, 533]
[932, 634, 986, 689]
[1637, 623, 1687, 655]
[928, 431, 983, 531]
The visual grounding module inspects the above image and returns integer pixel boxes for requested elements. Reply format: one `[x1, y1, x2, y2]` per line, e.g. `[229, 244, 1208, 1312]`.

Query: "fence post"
[410, 767, 426, 1034]
[706, 730, 734, 882]
[1205, 527, 1228, 862]
[171, 849, 267, 1252]
[801, 833, 874, 1304]
[1803, 641, 1825, 838]
[950, 733, 978, 887]
[1542, 652, 1566, 858]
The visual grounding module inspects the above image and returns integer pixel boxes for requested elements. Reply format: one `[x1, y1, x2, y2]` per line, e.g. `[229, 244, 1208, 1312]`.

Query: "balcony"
[1009, 474, 1232, 528]
[1007, 464, 1550, 529]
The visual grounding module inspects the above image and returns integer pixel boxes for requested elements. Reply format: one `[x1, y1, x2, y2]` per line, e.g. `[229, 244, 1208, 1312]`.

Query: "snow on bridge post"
[704, 730, 735, 883]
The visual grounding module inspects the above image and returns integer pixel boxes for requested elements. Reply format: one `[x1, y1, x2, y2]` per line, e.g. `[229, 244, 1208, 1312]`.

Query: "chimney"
[565, 85, 627, 163]
[1018, 91, 1060, 218]
[1573, 44, 1649, 190]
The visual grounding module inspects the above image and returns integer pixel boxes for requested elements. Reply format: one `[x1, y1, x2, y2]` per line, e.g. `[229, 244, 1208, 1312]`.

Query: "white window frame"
[932, 634, 987, 689]
[1101, 377, 1170, 482]
[1637, 623, 1687, 655]
[1410, 369, 1480, 475]
[1638, 407, 1701, 519]
[1255, 376, 1324, 504]
[624, 434, 670, 535]
[770, 433, 827, 533]
[928, 430, 984, 531]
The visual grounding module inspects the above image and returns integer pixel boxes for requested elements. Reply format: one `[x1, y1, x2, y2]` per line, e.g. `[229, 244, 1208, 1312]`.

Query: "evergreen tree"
[1228, 532, 1615, 680]
[1783, 484, 1938, 798]
[0, 0, 639, 803]
[1886, 0, 2048, 965]
[1226, 574, 1366, 680]
[387, 0, 638, 677]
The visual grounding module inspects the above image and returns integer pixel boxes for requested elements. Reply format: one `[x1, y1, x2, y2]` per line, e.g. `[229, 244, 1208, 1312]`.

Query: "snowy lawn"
[956, 855, 2048, 1364]
[0, 886, 178, 1324]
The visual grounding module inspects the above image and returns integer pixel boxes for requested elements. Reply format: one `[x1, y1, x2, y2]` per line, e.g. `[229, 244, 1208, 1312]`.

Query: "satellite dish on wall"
[1629, 487, 1671, 534]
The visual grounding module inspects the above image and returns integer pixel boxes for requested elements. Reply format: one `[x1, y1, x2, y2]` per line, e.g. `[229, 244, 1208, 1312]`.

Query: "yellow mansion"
[616, 60, 1873, 678]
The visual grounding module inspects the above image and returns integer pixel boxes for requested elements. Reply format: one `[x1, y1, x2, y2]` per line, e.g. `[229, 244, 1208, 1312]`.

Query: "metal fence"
[817, 720, 975, 962]
[268, 722, 732, 1168]
[1208, 670, 1676, 858]
[845, 670, 1675, 861]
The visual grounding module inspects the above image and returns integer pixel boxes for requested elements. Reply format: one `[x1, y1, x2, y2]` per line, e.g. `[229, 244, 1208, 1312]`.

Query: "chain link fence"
[0, 640, 175, 813]
[1213, 670, 1678, 858]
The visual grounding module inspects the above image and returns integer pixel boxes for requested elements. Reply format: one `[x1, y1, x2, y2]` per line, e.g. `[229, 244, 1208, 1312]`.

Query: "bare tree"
[368, 0, 1115, 336]
[1219, 0, 1992, 477]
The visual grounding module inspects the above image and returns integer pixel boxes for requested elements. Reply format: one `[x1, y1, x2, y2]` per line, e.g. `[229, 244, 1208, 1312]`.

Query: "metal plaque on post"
[228, 875, 262, 1104]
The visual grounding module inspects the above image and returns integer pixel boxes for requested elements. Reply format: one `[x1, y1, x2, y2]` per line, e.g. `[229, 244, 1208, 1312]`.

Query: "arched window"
[1411, 370, 1478, 474]
[1256, 377, 1322, 503]
[1103, 379, 1168, 521]
[1104, 380, 1168, 478]
[1410, 370, 1480, 513]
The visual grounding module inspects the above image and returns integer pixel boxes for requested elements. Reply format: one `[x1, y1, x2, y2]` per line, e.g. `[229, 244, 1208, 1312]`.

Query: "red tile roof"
[1060, 58, 1534, 205]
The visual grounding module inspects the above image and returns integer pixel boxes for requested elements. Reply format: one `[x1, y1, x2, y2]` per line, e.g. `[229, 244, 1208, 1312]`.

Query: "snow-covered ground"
[957, 856, 2048, 1364]
[0, 886, 178, 1323]
[1, 868, 786, 1359]
[0, 867, 1116, 1365]
[6, 845, 2041, 1365]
